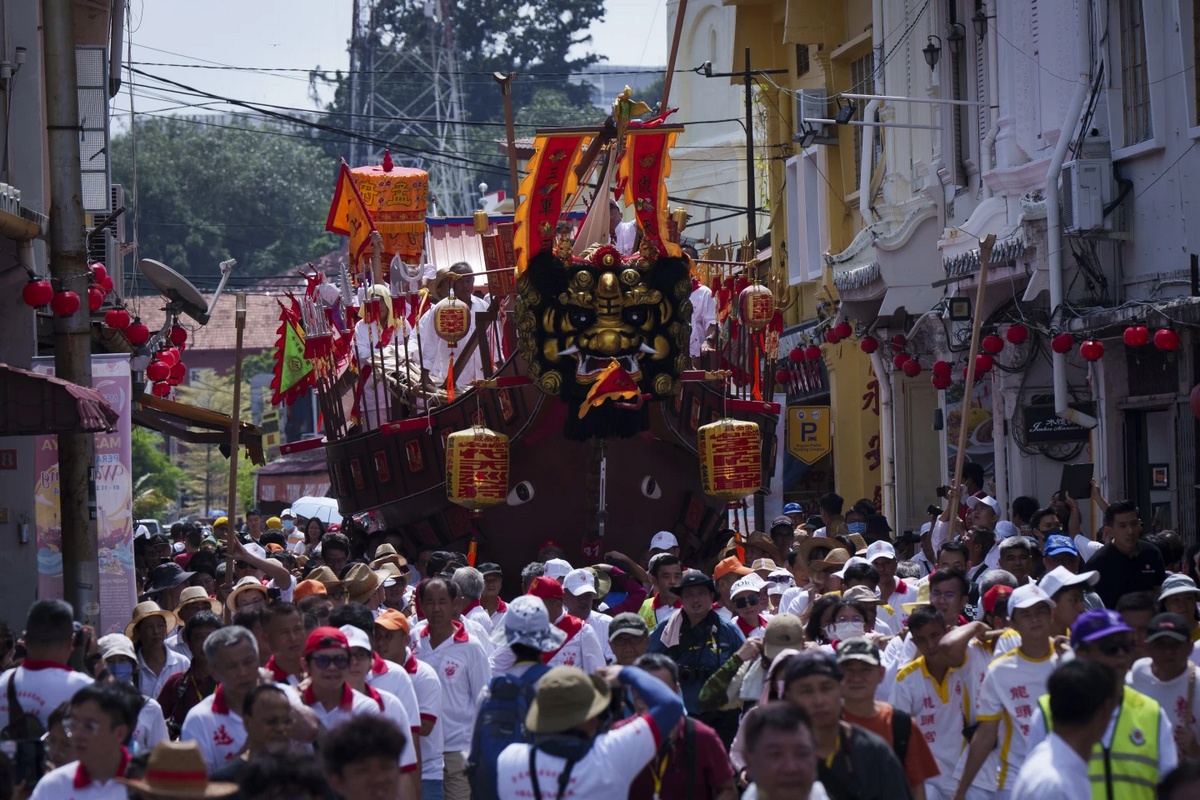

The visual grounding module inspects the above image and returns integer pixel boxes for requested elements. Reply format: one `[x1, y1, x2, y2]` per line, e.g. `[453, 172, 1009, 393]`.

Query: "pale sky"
[117, 0, 667, 119]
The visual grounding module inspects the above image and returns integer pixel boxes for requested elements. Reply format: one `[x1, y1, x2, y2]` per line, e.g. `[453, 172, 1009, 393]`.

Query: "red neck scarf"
[74, 748, 130, 789]
[265, 655, 301, 684]
[302, 682, 354, 711]
[420, 619, 470, 644]
[540, 614, 585, 664]
[736, 615, 767, 637]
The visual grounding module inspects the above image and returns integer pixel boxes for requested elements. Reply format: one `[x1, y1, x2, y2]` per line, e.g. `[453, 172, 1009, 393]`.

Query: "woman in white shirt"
[354, 283, 407, 428]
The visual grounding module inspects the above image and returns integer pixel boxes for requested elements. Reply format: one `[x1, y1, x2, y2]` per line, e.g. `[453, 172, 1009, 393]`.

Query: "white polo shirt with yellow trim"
[975, 647, 1059, 789]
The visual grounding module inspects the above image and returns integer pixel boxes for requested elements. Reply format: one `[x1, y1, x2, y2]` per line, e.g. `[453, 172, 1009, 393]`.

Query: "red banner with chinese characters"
[445, 428, 510, 511]
[513, 133, 590, 272]
[618, 127, 682, 259]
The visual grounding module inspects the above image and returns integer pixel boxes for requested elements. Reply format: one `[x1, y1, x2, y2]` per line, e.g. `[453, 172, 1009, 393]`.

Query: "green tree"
[173, 367, 258, 516]
[111, 118, 340, 283]
[515, 89, 606, 128]
[131, 427, 184, 507]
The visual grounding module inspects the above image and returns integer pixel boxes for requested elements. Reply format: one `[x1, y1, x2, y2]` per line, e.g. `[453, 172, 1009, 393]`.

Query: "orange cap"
[713, 555, 753, 582]
[375, 609, 410, 633]
[293, 579, 328, 601]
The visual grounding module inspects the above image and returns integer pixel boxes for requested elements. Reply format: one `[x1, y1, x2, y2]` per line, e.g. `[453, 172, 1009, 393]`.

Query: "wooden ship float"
[283, 78, 783, 575]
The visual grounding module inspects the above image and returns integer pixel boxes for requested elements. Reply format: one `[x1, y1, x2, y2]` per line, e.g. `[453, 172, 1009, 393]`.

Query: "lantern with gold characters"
[433, 295, 470, 401]
[739, 282, 775, 331]
[446, 426, 510, 515]
[697, 418, 762, 507]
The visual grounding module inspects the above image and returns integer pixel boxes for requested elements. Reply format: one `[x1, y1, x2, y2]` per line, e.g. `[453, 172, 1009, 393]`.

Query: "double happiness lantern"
[697, 418, 762, 507]
[445, 426, 510, 514]
[433, 295, 470, 401]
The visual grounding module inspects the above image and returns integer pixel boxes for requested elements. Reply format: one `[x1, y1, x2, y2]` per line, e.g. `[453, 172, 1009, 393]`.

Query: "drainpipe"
[1089, 357, 1109, 503]
[980, 0, 1001, 197]
[108, 0, 126, 96]
[1047, 30, 1097, 429]
[859, 98, 881, 223]
[869, 350, 895, 528]
[990, 369, 1009, 517]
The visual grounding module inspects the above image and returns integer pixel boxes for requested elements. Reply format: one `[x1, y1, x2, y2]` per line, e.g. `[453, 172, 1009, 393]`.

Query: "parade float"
[274, 86, 783, 575]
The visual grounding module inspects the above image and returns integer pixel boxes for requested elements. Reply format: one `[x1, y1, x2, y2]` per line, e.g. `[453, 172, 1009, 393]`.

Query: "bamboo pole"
[225, 292, 247, 588]
[952, 234, 997, 492]
[494, 72, 520, 207]
[660, 0, 689, 111]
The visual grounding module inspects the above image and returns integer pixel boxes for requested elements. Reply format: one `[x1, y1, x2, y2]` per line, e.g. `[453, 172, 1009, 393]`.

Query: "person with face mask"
[279, 509, 296, 536]
[94, 634, 169, 754]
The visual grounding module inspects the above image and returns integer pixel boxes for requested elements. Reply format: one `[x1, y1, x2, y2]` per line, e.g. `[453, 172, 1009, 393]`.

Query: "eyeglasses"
[63, 718, 103, 737]
[930, 591, 962, 602]
[1094, 638, 1134, 657]
[310, 654, 350, 670]
[734, 596, 761, 609]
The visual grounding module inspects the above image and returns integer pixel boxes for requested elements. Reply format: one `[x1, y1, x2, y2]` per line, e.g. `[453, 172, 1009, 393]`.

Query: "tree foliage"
[173, 368, 257, 515]
[131, 428, 183, 500]
[111, 118, 341, 283]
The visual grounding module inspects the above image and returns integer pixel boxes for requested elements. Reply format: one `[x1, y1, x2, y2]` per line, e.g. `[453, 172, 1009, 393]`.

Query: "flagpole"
[225, 292, 247, 592]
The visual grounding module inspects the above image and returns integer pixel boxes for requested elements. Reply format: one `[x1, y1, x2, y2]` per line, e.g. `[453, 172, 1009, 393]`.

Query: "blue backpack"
[468, 663, 551, 800]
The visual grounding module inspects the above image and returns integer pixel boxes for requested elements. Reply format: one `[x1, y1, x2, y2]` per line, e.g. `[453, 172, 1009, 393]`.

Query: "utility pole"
[43, 0, 98, 622]
[703, 49, 787, 251]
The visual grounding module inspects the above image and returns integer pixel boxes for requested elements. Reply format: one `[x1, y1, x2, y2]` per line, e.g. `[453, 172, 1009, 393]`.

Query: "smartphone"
[927, 504, 942, 516]
[267, 587, 282, 602]
[935, 485, 949, 498]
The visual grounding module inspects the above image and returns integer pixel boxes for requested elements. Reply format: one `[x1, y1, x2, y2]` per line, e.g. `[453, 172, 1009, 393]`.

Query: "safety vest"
[1038, 687, 1161, 800]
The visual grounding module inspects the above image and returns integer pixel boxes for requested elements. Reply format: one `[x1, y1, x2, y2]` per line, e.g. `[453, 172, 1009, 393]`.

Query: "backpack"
[468, 664, 551, 800]
[890, 708, 911, 765]
[0, 670, 45, 742]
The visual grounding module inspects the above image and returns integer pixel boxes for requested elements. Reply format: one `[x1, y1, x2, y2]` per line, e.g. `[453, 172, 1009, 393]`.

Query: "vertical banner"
[33, 355, 135, 633]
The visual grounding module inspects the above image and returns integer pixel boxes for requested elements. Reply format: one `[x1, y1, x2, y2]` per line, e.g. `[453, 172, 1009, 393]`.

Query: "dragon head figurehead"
[517, 240, 691, 440]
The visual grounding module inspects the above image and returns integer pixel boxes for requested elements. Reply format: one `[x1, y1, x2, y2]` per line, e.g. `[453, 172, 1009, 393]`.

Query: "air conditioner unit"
[794, 89, 837, 146]
[1061, 158, 1110, 233]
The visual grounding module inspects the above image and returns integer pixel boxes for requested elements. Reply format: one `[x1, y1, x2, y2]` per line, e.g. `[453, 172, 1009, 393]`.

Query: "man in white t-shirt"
[953, 583, 1060, 799]
[1011, 659, 1118, 800]
[0, 600, 93, 729]
[409, 262, 490, 392]
[1128, 613, 1200, 760]
[413, 577, 492, 800]
[30, 683, 135, 800]
[562, 568, 615, 663]
[496, 664, 684, 799]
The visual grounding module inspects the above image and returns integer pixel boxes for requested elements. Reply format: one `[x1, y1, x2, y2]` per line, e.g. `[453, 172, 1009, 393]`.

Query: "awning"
[255, 447, 331, 505]
[0, 362, 119, 435]
[133, 394, 265, 465]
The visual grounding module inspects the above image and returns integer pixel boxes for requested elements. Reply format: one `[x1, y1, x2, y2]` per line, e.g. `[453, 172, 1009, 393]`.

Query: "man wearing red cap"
[298, 627, 384, 727]
[523, 576, 605, 674]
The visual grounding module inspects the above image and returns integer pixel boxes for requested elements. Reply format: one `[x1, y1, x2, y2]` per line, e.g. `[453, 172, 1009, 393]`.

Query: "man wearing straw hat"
[495, 664, 684, 799]
[167, 586, 221, 660]
[127, 601, 190, 701]
[409, 261, 489, 393]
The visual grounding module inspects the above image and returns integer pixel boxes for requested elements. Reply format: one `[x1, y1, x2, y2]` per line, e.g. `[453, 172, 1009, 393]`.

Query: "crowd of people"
[4, 479, 1200, 799]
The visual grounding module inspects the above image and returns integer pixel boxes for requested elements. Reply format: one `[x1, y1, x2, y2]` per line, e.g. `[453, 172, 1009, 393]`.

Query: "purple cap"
[1071, 609, 1133, 647]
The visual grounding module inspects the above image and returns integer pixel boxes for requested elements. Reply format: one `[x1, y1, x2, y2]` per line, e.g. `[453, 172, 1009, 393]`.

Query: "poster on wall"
[944, 375, 995, 481]
[33, 355, 136, 634]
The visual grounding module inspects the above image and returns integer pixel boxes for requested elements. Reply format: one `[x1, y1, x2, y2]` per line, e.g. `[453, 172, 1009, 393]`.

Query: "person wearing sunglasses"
[1025, 609, 1177, 796]
[298, 627, 382, 731]
[729, 576, 769, 641]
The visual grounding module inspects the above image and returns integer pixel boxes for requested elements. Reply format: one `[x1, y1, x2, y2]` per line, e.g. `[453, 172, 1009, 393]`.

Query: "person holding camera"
[648, 571, 744, 748]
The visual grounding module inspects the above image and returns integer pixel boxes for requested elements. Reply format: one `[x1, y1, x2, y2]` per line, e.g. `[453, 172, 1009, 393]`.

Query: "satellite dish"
[138, 258, 235, 325]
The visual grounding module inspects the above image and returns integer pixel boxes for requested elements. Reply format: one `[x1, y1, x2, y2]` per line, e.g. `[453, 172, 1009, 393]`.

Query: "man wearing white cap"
[728, 576, 768, 640]
[864, 540, 918, 609]
[562, 569, 614, 664]
[649, 530, 680, 558]
[966, 494, 1001, 530]
[955, 582, 1060, 800]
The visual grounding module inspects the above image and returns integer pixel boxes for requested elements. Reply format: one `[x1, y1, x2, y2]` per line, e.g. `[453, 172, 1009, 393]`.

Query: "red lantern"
[1154, 328, 1181, 352]
[151, 382, 171, 398]
[146, 360, 170, 382]
[825, 329, 842, 344]
[89, 263, 107, 283]
[805, 345, 822, 361]
[158, 349, 179, 367]
[902, 359, 922, 377]
[169, 325, 188, 346]
[50, 291, 80, 317]
[22, 279, 54, 308]
[87, 286, 105, 312]
[982, 334, 1004, 355]
[775, 368, 791, 386]
[126, 320, 150, 346]
[99, 274, 114, 295]
[932, 360, 952, 378]
[833, 321, 853, 340]
[789, 347, 806, 363]
[739, 284, 775, 331]
[892, 353, 910, 370]
[932, 373, 952, 390]
[1005, 323, 1029, 345]
[1190, 384, 1200, 420]
[169, 362, 186, 381]
[1080, 340, 1105, 362]
[446, 426, 511, 512]
[698, 418, 762, 507]
[891, 334, 907, 352]
[105, 308, 131, 330]
[1051, 333, 1074, 354]
[1124, 325, 1150, 347]
[976, 354, 994, 373]
[860, 337, 879, 354]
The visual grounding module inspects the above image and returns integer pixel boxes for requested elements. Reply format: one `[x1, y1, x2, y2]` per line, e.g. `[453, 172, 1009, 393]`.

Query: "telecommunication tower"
[347, 0, 472, 215]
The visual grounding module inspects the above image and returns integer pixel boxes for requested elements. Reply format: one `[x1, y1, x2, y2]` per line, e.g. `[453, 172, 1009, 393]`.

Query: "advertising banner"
[33, 355, 135, 634]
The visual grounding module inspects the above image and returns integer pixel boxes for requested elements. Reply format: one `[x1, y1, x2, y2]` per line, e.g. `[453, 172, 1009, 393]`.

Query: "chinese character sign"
[33, 355, 135, 634]
[445, 428, 510, 511]
[698, 419, 762, 503]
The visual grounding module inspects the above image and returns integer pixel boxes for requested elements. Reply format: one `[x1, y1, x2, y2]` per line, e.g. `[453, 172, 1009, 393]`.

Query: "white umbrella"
[289, 496, 343, 525]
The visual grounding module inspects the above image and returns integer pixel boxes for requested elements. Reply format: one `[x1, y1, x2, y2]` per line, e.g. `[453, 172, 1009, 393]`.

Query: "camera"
[935, 485, 950, 498]
[927, 503, 942, 516]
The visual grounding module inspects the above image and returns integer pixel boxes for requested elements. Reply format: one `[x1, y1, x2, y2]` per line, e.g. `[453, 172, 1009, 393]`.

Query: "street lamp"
[972, 8, 990, 39]
[947, 23, 966, 57]
[792, 120, 818, 149]
[923, 36, 942, 70]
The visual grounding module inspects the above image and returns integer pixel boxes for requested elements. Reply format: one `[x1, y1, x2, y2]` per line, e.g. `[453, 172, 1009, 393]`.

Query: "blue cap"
[783, 502, 804, 515]
[1044, 534, 1078, 558]
[1071, 609, 1132, 647]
